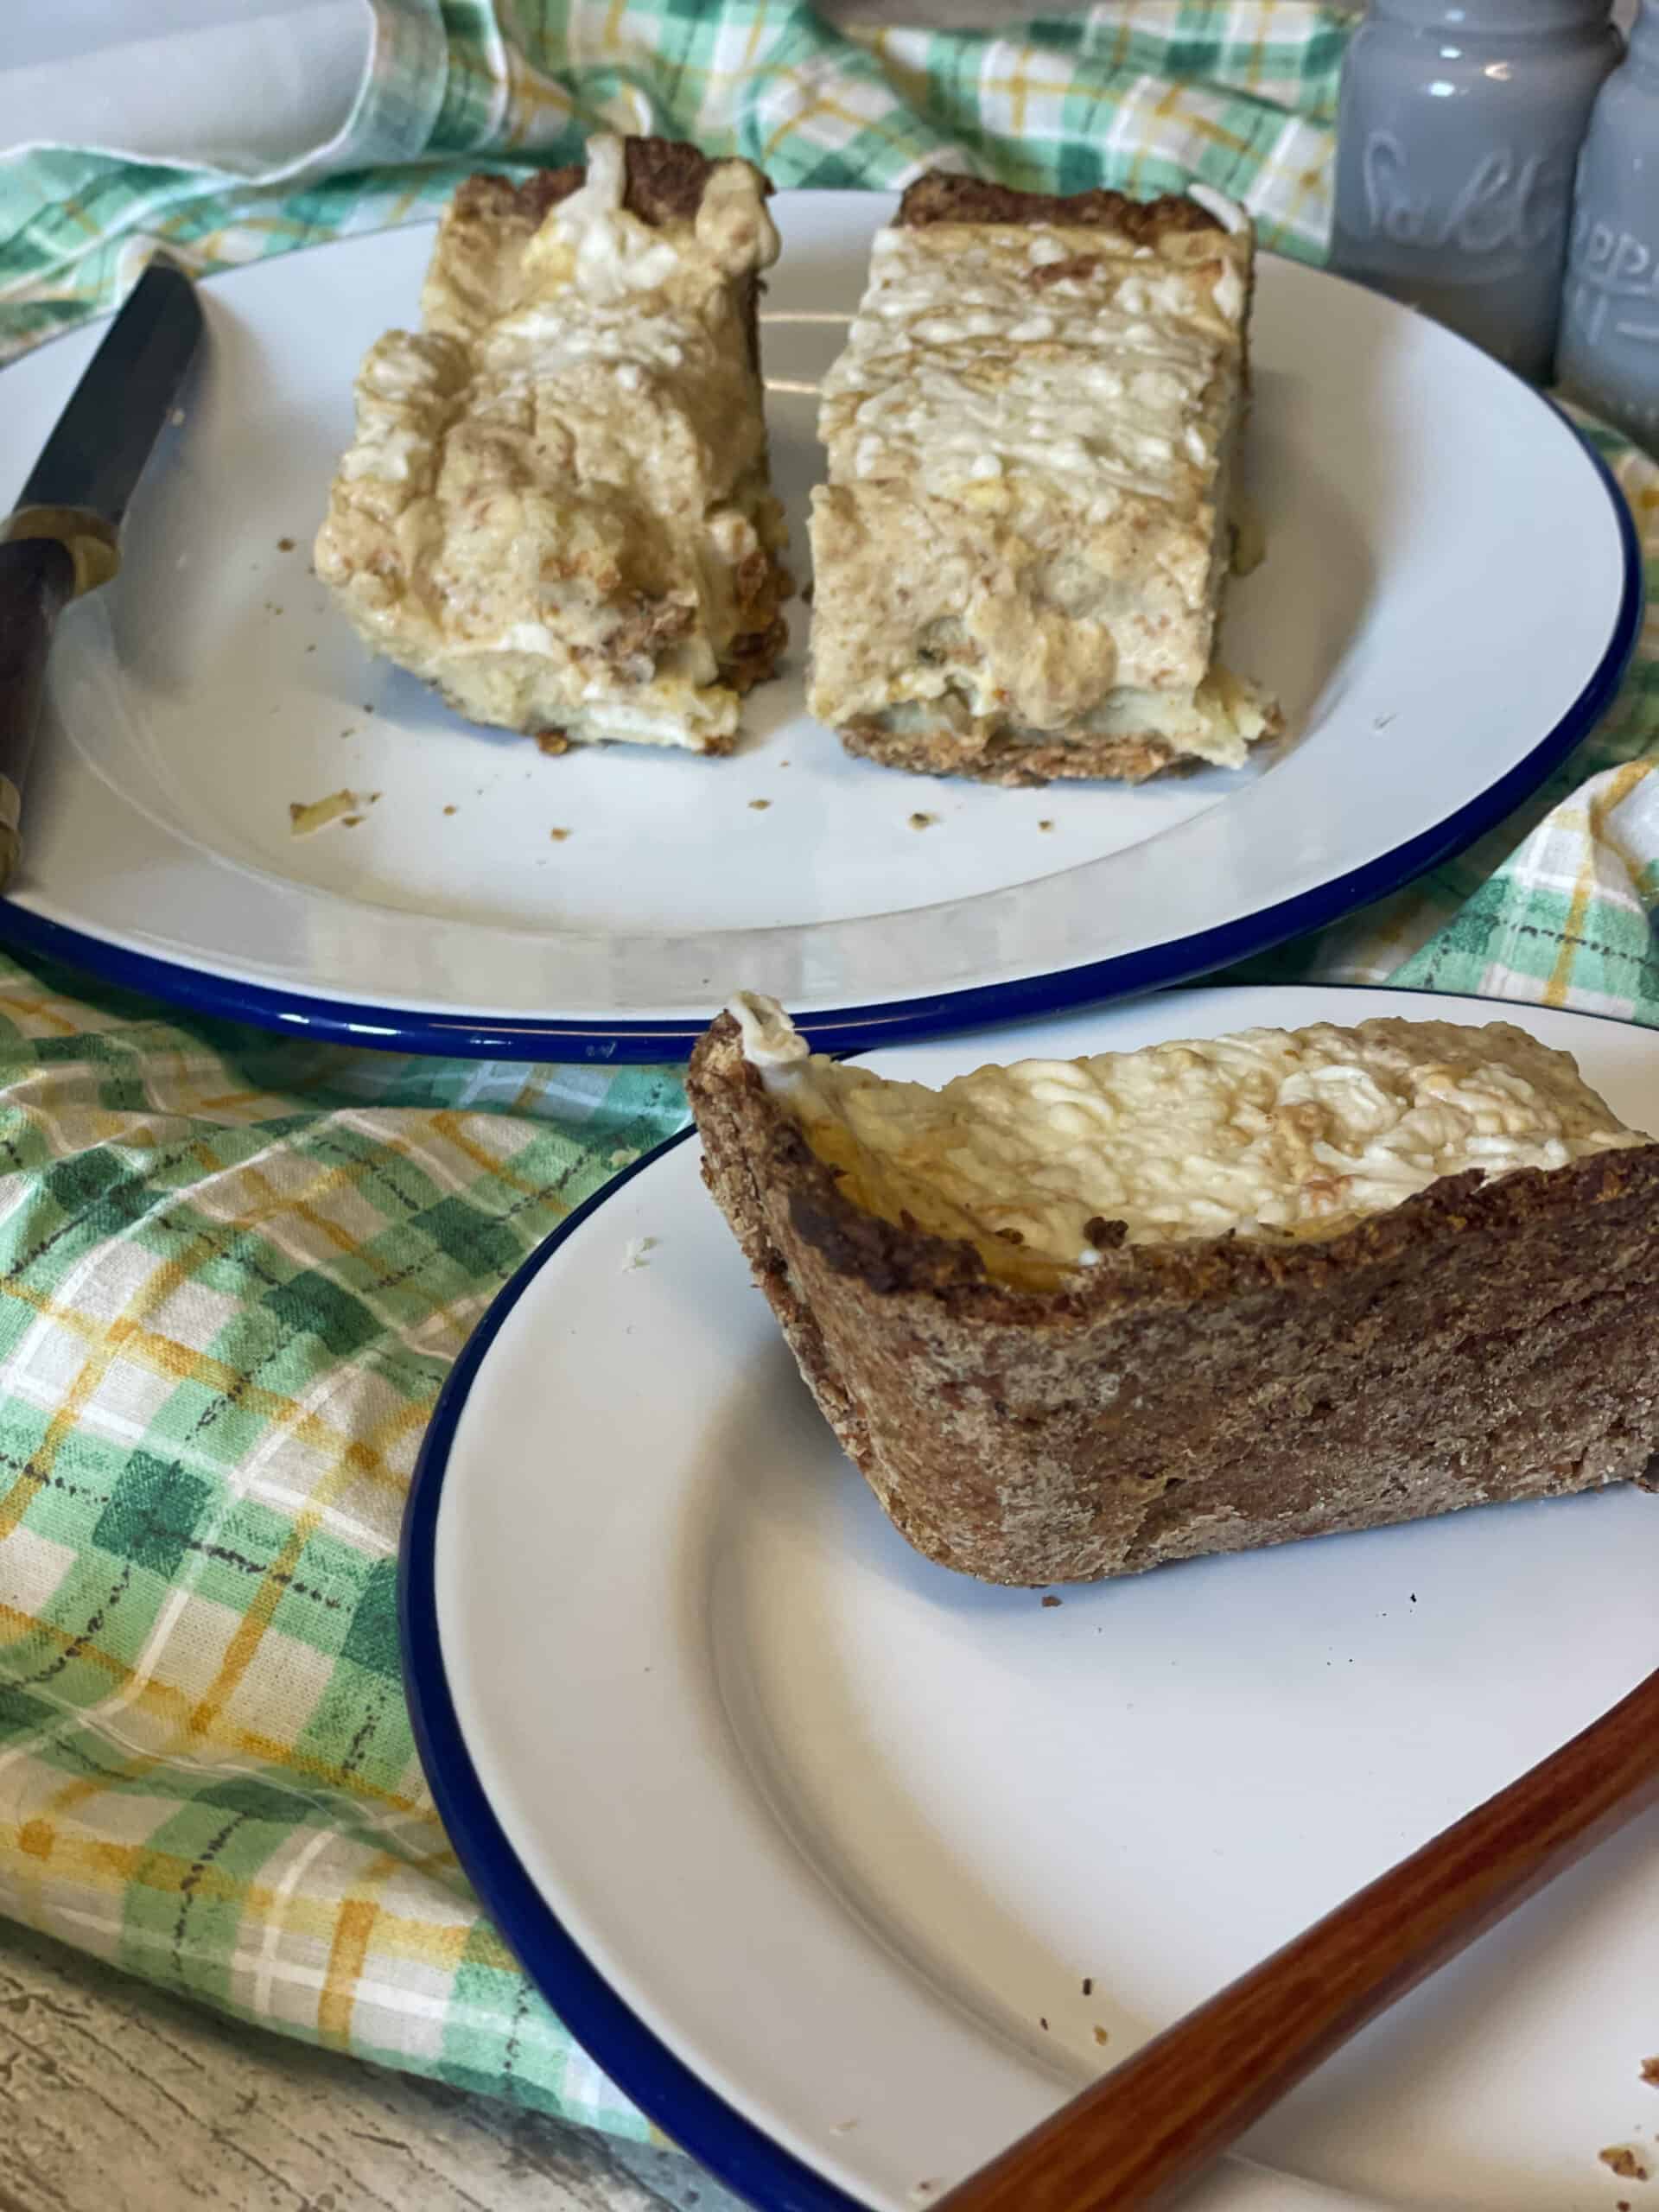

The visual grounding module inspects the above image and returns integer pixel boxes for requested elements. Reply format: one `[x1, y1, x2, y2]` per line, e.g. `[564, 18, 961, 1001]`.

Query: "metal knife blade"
[16, 253, 203, 525]
[0, 252, 202, 893]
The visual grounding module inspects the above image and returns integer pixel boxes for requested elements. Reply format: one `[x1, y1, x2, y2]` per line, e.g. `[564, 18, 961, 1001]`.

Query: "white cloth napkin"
[0, 0, 377, 181]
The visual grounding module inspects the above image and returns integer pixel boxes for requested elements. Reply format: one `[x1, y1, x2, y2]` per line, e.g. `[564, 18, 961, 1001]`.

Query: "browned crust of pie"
[687, 1013, 1659, 1586]
[721, 616, 790, 696]
[897, 171, 1220, 241]
[446, 141, 774, 373]
[839, 719, 1183, 788]
[454, 137, 766, 232]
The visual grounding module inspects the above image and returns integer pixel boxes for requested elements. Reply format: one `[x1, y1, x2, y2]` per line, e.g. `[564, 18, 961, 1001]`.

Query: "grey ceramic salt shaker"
[1330, 0, 1621, 382]
[1558, 2, 1659, 446]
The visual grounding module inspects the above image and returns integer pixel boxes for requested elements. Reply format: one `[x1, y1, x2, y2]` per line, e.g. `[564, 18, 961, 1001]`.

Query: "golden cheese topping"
[730, 995, 1643, 1283]
[817, 215, 1248, 513]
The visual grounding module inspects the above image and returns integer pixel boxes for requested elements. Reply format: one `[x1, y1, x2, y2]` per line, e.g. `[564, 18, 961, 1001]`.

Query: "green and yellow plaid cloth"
[2, 0, 1657, 2144]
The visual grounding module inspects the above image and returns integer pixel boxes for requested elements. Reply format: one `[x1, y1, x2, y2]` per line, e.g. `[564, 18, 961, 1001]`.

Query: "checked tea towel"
[2, 0, 1658, 2145]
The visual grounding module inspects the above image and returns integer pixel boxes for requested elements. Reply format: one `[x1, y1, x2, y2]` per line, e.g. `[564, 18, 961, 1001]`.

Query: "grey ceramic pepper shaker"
[1330, 0, 1621, 382]
[1558, 1, 1659, 446]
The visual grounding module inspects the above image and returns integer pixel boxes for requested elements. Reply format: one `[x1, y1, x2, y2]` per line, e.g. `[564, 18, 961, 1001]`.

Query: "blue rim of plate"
[0, 407, 1643, 1063]
[399, 1128, 867, 2212]
[399, 982, 1656, 2212]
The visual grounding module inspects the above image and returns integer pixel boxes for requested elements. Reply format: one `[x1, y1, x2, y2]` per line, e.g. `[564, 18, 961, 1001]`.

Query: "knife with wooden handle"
[0, 251, 203, 893]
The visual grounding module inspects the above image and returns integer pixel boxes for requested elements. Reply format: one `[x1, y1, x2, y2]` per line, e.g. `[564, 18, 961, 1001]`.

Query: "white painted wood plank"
[0, 1921, 741, 2212]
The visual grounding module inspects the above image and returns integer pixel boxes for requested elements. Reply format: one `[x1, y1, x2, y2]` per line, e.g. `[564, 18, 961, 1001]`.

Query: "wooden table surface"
[0, 1916, 744, 2212]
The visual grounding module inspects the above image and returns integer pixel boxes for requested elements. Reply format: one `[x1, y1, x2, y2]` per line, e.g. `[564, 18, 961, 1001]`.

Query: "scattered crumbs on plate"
[623, 1236, 658, 1272]
[1038, 818, 1055, 832]
[830, 2120, 859, 2137]
[1081, 1977, 1092, 1996]
[748, 798, 772, 811]
[550, 826, 573, 842]
[1039, 2017, 1049, 2032]
[288, 790, 360, 836]
[368, 791, 382, 804]
[340, 728, 355, 741]
[1040, 1593, 1061, 1608]
[1600, 2149, 1649, 2181]
[1372, 712, 1397, 733]
[341, 815, 365, 828]
[363, 702, 376, 715]
[442, 804, 458, 816]
[277, 536, 296, 552]
[1093, 2025, 1109, 2047]
[779, 758, 791, 768]
[1641, 2056, 1659, 2086]
[908, 811, 938, 830]
[305, 643, 316, 653]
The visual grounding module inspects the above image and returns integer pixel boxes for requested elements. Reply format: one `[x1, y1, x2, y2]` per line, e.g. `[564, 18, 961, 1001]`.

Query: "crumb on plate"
[289, 790, 360, 836]
[908, 811, 937, 830]
[1600, 2149, 1649, 2181]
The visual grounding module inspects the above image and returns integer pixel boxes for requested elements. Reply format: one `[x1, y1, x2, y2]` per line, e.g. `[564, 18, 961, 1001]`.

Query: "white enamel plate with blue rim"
[402, 983, 1659, 2212]
[0, 200, 1640, 1060]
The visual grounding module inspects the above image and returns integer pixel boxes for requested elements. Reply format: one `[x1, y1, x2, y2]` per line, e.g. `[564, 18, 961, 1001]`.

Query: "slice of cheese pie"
[807, 175, 1277, 785]
[315, 135, 792, 755]
[689, 996, 1659, 1585]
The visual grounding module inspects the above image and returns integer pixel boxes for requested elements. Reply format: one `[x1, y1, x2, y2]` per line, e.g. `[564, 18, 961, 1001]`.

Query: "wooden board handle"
[0, 535, 77, 893]
[938, 1665, 1659, 2212]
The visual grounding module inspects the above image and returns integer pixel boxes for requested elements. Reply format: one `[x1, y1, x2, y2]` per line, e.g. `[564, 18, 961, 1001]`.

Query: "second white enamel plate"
[406, 985, 1659, 2212]
[0, 200, 1639, 1055]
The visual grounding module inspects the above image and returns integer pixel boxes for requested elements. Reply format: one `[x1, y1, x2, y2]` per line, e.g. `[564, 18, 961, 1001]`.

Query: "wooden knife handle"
[0, 534, 77, 894]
